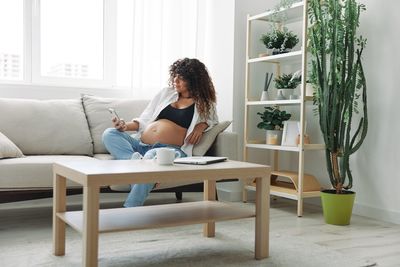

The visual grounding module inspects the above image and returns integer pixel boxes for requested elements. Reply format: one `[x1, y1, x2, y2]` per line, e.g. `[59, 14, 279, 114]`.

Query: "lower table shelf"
[57, 201, 255, 234]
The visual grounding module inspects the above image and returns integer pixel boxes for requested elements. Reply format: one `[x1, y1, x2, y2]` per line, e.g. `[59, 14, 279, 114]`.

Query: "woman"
[102, 58, 218, 207]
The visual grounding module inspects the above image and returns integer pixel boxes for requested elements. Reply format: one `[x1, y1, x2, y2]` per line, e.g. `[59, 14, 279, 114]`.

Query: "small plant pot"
[272, 48, 291, 55]
[266, 130, 282, 145]
[321, 189, 355, 225]
[276, 89, 294, 100]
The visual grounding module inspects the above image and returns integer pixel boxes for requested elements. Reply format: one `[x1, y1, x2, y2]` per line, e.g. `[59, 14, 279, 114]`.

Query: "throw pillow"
[0, 131, 24, 159]
[0, 98, 93, 156]
[193, 121, 231, 156]
[81, 95, 149, 154]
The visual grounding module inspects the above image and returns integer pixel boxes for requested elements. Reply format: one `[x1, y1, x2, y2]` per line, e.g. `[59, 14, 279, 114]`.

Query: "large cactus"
[308, 0, 368, 193]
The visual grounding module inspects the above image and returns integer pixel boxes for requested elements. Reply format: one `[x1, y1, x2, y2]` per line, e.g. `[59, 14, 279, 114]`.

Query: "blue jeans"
[102, 128, 186, 207]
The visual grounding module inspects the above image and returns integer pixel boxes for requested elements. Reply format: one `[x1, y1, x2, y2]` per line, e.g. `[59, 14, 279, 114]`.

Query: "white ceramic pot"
[260, 91, 269, 101]
[276, 89, 294, 100]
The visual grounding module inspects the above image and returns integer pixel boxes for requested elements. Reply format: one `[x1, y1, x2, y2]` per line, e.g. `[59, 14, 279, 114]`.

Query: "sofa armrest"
[205, 131, 238, 160]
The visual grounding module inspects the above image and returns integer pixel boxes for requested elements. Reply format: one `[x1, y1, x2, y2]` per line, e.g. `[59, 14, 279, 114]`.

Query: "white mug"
[155, 148, 180, 165]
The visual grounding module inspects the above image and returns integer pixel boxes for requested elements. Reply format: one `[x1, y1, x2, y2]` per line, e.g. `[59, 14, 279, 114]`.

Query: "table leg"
[242, 178, 249, 202]
[82, 185, 100, 267]
[203, 180, 216, 237]
[255, 176, 269, 259]
[53, 174, 67, 256]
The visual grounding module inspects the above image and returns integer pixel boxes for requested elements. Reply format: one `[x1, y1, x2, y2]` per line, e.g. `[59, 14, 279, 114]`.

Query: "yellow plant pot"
[321, 189, 355, 225]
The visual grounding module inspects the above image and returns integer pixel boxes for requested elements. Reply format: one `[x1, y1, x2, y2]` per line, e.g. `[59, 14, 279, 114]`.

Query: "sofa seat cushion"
[0, 155, 98, 189]
[82, 95, 149, 154]
[0, 98, 93, 156]
[93, 154, 114, 160]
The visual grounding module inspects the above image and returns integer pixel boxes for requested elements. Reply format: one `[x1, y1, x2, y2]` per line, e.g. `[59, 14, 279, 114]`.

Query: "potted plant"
[257, 106, 291, 145]
[274, 73, 301, 100]
[260, 28, 299, 55]
[308, 0, 368, 225]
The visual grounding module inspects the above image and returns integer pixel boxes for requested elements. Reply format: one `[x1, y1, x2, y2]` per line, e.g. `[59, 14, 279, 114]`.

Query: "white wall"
[0, 83, 133, 99]
[349, 0, 400, 223]
[232, 0, 400, 224]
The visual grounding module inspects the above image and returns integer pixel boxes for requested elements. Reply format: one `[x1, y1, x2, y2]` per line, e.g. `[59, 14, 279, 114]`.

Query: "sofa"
[0, 95, 237, 203]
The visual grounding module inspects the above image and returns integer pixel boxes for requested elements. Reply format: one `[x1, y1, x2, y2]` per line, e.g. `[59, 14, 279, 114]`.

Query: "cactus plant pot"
[321, 189, 355, 225]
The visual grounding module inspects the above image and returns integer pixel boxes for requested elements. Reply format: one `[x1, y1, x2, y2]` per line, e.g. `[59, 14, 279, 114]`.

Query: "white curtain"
[129, 0, 199, 99]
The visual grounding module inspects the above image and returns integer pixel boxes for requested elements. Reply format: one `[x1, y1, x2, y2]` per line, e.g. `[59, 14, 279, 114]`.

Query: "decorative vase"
[321, 189, 355, 225]
[266, 130, 282, 145]
[260, 91, 269, 101]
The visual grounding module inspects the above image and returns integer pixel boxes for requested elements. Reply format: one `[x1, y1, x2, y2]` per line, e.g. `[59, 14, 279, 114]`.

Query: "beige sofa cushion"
[193, 121, 231, 156]
[0, 132, 24, 159]
[0, 98, 93, 155]
[82, 95, 149, 154]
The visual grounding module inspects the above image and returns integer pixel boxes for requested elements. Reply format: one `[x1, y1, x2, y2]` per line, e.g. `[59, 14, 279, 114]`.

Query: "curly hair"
[168, 58, 216, 120]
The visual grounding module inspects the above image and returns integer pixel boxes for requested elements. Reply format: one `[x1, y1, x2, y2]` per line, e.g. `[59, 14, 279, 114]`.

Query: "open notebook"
[174, 156, 228, 165]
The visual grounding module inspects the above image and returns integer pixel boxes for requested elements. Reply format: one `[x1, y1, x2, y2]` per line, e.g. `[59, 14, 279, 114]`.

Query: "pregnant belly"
[141, 119, 188, 146]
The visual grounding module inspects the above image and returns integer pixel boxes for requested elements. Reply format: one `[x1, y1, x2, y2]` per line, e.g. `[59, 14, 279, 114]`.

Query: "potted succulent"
[257, 106, 291, 145]
[308, 0, 368, 225]
[260, 27, 299, 55]
[274, 73, 301, 100]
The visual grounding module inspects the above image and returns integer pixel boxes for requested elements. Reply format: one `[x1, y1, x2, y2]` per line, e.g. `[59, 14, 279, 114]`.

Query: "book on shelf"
[281, 121, 301, 146]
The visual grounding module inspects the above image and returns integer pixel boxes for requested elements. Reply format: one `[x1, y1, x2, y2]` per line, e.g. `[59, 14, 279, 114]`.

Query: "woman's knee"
[102, 128, 121, 143]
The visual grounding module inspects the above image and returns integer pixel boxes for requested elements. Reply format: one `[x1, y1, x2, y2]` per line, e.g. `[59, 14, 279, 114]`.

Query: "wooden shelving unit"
[242, 1, 324, 217]
[245, 170, 321, 200]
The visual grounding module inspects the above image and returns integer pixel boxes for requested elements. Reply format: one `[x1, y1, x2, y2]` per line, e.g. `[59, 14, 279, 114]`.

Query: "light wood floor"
[268, 197, 400, 267]
[0, 192, 399, 266]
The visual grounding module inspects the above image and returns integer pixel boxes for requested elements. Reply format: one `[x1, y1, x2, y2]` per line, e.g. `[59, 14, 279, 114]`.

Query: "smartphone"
[107, 108, 121, 120]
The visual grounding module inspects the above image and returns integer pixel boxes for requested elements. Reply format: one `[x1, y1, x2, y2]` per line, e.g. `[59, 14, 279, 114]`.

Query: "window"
[116, 0, 134, 87]
[38, 0, 104, 81]
[0, 0, 23, 81]
[118, 0, 198, 98]
[0, 0, 200, 94]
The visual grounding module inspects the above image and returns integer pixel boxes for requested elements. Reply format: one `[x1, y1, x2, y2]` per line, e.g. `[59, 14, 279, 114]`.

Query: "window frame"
[27, 0, 117, 88]
[0, 0, 202, 93]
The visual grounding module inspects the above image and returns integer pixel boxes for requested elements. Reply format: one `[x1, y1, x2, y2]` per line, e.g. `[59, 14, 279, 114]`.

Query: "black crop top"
[156, 103, 195, 129]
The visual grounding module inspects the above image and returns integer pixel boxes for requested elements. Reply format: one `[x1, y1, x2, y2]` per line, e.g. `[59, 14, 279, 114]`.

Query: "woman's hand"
[186, 122, 208, 145]
[112, 117, 128, 132]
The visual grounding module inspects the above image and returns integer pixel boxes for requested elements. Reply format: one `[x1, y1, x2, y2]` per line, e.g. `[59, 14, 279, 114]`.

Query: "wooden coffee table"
[53, 160, 270, 266]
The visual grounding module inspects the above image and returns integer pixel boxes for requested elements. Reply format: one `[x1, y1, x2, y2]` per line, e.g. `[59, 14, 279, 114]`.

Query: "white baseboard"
[304, 198, 400, 225]
[353, 203, 400, 225]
